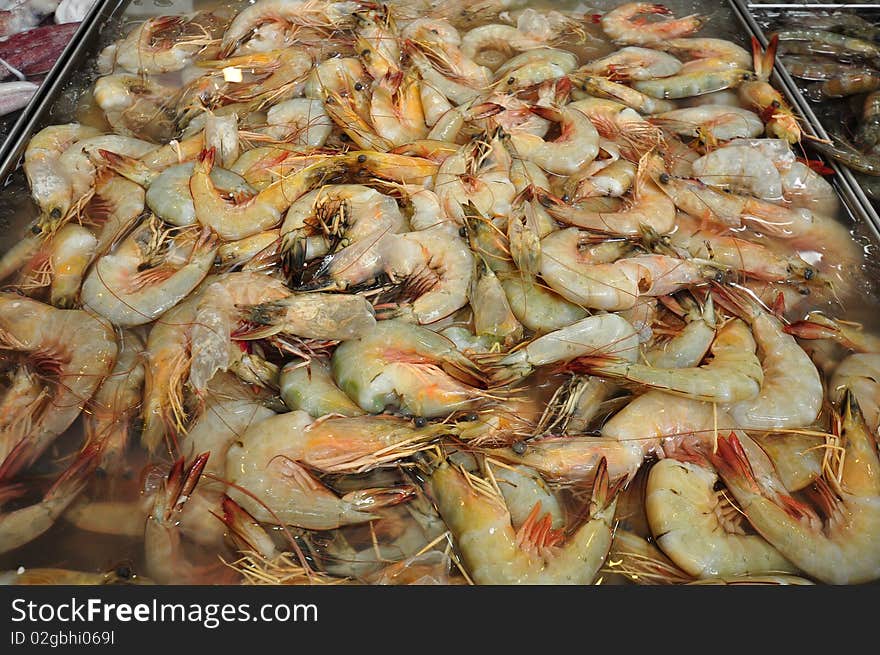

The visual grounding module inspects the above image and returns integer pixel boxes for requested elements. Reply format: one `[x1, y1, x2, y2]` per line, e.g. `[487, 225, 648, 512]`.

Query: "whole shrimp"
[479, 312, 640, 386]
[80, 216, 219, 327]
[580, 317, 763, 404]
[0, 293, 117, 479]
[712, 391, 880, 584]
[646, 455, 798, 579]
[429, 458, 620, 584]
[225, 411, 434, 529]
[599, 3, 705, 46]
[331, 319, 486, 417]
[715, 285, 823, 430]
[538, 227, 715, 312]
[540, 152, 676, 235]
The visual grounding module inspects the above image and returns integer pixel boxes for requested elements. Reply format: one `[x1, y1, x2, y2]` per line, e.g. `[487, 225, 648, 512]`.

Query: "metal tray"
[730, 0, 880, 244]
[0, 0, 230, 250]
[0, 0, 124, 174]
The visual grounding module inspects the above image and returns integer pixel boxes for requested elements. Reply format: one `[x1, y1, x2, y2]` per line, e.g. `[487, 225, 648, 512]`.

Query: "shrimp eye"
[361, 49, 370, 57]
[512, 441, 527, 455]
[354, 82, 364, 91]
[30, 224, 41, 234]
[658, 172, 670, 184]
[463, 412, 479, 421]
[115, 565, 132, 579]
[50, 207, 61, 219]
[413, 416, 427, 428]
[357, 154, 367, 163]
[799, 287, 811, 296]
[430, 28, 438, 34]
[804, 267, 814, 280]
[458, 226, 468, 237]
[507, 77, 516, 85]
[561, 194, 570, 203]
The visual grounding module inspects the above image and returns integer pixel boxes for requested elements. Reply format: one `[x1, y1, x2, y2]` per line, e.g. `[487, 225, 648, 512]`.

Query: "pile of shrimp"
[1, 0, 880, 586]
[759, 10, 880, 201]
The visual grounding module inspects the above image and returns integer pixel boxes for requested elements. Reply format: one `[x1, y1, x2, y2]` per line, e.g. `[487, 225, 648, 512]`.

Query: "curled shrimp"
[23, 123, 102, 224]
[711, 393, 880, 584]
[369, 71, 429, 147]
[225, 411, 431, 529]
[646, 455, 798, 579]
[279, 183, 407, 275]
[0, 293, 117, 479]
[331, 319, 486, 417]
[190, 148, 348, 241]
[715, 285, 823, 430]
[260, 98, 333, 147]
[600, 3, 705, 46]
[581, 317, 763, 404]
[429, 458, 620, 584]
[538, 227, 714, 312]
[507, 104, 599, 176]
[540, 152, 676, 235]
[220, 0, 357, 55]
[93, 74, 178, 142]
[113, 14, 220, 75]
[435, 136, 516, 223]
[80, 216, 219, 327]
[568, 97, 664, 160]
[479, 313, 640, 386]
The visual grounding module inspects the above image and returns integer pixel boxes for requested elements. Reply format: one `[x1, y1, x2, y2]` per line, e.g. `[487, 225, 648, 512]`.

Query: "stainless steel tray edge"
[729, 0, 880, 244]
[0, 0, 126, 184]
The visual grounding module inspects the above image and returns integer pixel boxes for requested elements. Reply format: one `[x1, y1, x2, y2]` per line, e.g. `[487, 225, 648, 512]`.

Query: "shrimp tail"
[556, 353, 625, 377]
[45, 441, 103, 501]
[709, 282, 761, 323]
[344, 485, 418, 512]
[590, 456, 625, 513]
[754, 34, 779, 81]
[219, 495, 280, 559]
[709, 432, 762, 494]
[99, 149, 157, 188]
[515, 501, 565, 553]
[784, 316, 848, 345]
[161, 452, 209, 519]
